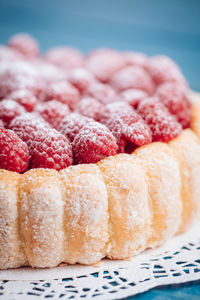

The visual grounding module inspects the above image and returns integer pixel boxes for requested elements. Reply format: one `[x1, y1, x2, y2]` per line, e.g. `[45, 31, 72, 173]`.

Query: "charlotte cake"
[0, 33, 200, 269]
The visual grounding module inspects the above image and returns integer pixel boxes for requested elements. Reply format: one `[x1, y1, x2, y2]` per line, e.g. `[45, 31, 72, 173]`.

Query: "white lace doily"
[1, 222, 200, 300]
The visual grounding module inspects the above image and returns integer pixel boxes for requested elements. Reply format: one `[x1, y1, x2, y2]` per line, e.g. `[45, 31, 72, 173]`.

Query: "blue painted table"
[0, 0, 200, 298]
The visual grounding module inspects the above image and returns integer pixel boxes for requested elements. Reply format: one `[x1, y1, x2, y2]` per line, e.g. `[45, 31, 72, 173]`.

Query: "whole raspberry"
[42, 81, 80, 110]
[37, 61, 66, 84]
[74, 97, 103, 121]
[8, 89, 38, 112]
[68, 68, 96, 93]
[0, 99, 25, 127]
[0, 61, 44, 99]
[110, 66, 155, 95]
[30, 129, 73, 170]
[137, 97, 182, 142]
[45, 47, 84, 70]
[99, 102, 152, 153]
[9, 113, 73, 170]
[156, 82, 191, 128]
[124, 52, 148, 69]
[9, 112, 50, 146]
[119, 89, 148, 109]
[147, 55, 187, 87]
[85, 48, 127, 82]
[7, 33, 40, 57]
[72, 122, 118, 164]
[0, 46, 22, 62]
[59, 113, 92, 142]
[86, 82, 117, 104]
[0, 120, 4, 128]
[0, 128, 30, 173]
[35, 100, 70, 129]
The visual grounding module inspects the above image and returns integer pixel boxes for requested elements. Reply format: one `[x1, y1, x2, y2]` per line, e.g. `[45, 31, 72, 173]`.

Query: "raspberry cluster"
[0, 33, 191, 173]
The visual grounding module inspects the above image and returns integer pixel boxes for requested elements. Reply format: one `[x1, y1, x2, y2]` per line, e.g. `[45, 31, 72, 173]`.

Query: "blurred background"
[0, 0, 200, 91]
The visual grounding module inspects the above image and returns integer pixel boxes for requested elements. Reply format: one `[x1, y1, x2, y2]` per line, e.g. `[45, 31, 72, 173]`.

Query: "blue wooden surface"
[0, 0, 200, 298]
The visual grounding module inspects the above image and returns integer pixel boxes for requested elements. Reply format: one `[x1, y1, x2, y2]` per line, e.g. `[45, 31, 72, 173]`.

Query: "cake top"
[0, 33, 192, 173]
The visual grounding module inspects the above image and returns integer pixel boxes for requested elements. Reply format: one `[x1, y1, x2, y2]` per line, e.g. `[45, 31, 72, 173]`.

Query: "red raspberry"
[0, 46, 22, 62]
[119, 89, 148, 109]
[156, 82, 191, 128]
[85, 48, 127, 82]
[110, 66, 155, 95]
[0, 128, 30, 173]
[42, 81, 80, 110]
[0, 61, 44, 99]
[74, 97, 103, 121]
[68, 68, 96, 93]
[59, 113, 92, 142]
[147, 55, 187, 87]
[8, 89, 38, 112]
[99, 102, 152, 153]
[29, 129, 73, 170]
[9, 113, 73, 170]
[124, 52, 148, 69]
[99, 101, 135, 124]
[7, 33, 40, 57]
[35, 100, 70, 129]
[0, 99, 25, 127]
[37, 61, 66, 84]
[72, 122, 118, 164]
[137, 97, 182, 142]
[45, 47, 84, 70]
[86, 82, 117, 104]
[9, 112, 50, 146]
[0, 120, 4, 128]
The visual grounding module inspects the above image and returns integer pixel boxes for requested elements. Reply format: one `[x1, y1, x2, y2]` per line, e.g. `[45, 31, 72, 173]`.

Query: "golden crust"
[0, 93, 200, 269]
[134, 142, 182, 248]
[169, 129, 200, 233]
[0, 171, 26, 269]
[19, 169, 64, 268]
[98, 154, 151, 259]
[59, 164, 109, 265]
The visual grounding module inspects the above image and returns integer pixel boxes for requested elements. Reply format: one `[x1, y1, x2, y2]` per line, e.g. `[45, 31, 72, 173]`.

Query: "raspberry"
[8, 89, 38, 112]
[0, 46, 22, 62]
[9, 113, 73, 170]
[156, 82, 191, 128]
[37, 61, 66, 84]
[86, 82, 117, 104]
[74, 97, 103, 121]
[68, 68, 96, 93]
[0, 128, 30, 173]
[9, 112, 50, 146]
[119, 89, 148, 109]
[35, 100, 70, 129]
[147, 55, 187, 86]
[45, 47, 84, 70]
[137, 97, 182, 142]
[0, 61, 43, 99]
[7, 33, 40, 57]
[99, 102, 152, 152]
[42, 81, 80, 110]
[0, 120, 4, 128]
[59, 113, 92, 142]
[85, 48, 127, 82]
[30, 129, 73, 170]
[110, 66, 155, 95]
[0, 99, 25, 127]
[124, 52, 148, 69]
[72, 122, 118, 164]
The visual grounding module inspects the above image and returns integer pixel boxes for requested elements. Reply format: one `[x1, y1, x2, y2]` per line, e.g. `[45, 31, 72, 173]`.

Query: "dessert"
[0, 33, 200, 269]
